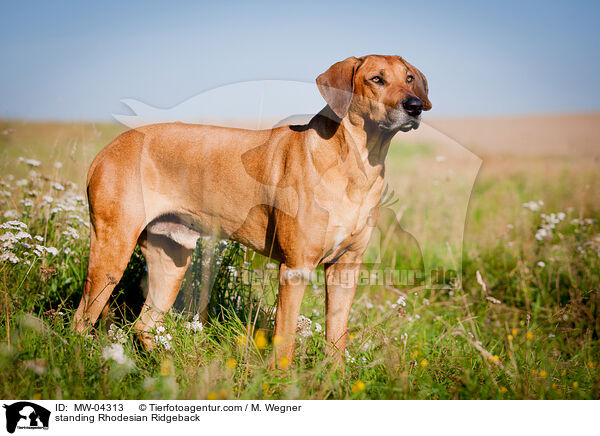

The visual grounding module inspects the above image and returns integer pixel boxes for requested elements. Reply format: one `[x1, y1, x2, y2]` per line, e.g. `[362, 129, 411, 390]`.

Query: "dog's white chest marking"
[333, 232, 346, 251]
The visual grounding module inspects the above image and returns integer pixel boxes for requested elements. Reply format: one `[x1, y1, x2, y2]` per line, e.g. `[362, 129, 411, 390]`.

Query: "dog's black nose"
[402, 97, 423, 116]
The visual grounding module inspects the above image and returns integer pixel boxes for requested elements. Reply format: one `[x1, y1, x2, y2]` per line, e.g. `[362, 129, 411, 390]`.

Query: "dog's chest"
[315, 177, 383, 260]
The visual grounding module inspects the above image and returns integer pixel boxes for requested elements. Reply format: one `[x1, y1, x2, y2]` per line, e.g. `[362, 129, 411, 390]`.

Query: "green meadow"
[0, 119, 598, 399]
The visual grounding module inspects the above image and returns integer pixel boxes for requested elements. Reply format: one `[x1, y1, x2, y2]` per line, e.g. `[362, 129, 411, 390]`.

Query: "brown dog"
[73, 55, 431, 365]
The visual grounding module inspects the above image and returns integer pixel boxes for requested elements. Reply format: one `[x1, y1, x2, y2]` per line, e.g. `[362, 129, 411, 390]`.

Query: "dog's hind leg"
[134, 230, 194, 349]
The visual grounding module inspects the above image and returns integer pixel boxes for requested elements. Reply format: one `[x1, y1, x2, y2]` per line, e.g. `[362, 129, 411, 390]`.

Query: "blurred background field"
[0, 113, 598, 399]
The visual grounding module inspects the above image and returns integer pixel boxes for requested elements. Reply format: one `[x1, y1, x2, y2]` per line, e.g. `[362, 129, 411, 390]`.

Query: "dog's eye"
[370, 76, 384, 85]
[406, 75, 414, 83]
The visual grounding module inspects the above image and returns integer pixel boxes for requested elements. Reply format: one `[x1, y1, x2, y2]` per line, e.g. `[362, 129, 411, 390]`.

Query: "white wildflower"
[296, 315, 313, 338]
[102, 343, 133, 367]
[312, 283, 323, 295]
[537, 261, 546, 268]
[18, 157, 41, 167]
[45, 247, 58, 256]
[61, 226, 80, 240]
[0, 252, 19, 263]
[185, 314, 203, 333]
[0, 220, 27, 231]
[153, 325, 172, 350]
[3, 210, 18, 219]
[51, 182, 65, 191]
[14, 231, 31, 240]
[535, 228, 549, 241]
[108, 324, 127, 344]
[523, 201, 542, 211]
[361, 339, 374, 351]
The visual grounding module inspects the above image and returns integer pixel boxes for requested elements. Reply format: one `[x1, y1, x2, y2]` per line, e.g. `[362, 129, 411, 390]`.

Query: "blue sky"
[1, 0, 599, 121]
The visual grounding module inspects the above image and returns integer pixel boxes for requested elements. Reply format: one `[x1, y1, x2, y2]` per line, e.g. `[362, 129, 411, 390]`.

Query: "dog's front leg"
[269, 263, 313, 369]
[324, 256, 361, 365]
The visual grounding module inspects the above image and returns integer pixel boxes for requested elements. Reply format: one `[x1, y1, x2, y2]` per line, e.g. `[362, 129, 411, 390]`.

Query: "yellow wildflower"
[279, 357, 290, 369]
[160, 359, 172, 377]
[254, 330, 267, 349]
[225, 358, 237, 369]
[351, 380, 366, 393]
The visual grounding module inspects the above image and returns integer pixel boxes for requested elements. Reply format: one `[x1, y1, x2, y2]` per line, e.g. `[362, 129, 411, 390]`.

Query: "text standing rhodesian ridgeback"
[73, 55, 431, 366]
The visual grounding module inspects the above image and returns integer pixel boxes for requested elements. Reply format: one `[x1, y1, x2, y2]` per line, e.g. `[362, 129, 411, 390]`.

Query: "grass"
[0, 120, 599, 400]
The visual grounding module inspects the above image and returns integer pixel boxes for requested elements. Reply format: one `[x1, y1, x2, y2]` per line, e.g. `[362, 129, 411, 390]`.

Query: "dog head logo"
[2, 402, 50, 433]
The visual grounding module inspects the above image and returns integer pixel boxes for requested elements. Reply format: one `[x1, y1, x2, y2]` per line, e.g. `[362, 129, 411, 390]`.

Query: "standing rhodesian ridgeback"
[73, 54, 431, 366]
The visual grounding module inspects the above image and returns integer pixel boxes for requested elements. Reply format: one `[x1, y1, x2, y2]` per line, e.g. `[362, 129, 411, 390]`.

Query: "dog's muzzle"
[379, 98, 423, 132]
[402, 97, 423, 117]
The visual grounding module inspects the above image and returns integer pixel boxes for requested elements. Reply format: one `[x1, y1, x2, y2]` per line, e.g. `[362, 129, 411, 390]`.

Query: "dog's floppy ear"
[414, 68, 432, 111]
[316, 56, 362, 119]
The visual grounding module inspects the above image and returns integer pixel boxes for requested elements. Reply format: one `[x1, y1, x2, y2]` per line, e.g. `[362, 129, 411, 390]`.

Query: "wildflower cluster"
[0, 157, 89, 268]
[153, 325, 173, 350]
[296, 314, 322, 339]
[522, 200, 544, 211]
[108, 323, 127, 344]
[535, 212, 566, 241]
[0, 220, 58, 264]
[185, 314, 203, 333]
[102, 343, 134, 368]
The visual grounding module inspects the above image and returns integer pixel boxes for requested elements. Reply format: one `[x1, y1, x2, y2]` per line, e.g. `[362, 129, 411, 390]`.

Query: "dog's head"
[316, 55, 432, 132]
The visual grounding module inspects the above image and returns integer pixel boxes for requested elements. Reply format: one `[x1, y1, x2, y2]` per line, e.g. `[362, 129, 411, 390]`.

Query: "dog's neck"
[307, 106, 394, 191]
